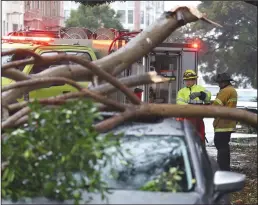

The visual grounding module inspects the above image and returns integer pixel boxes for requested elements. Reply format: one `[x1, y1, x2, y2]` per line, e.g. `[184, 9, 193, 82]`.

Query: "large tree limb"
[95, 104, 257, 132]
[2, 55, 140, 105]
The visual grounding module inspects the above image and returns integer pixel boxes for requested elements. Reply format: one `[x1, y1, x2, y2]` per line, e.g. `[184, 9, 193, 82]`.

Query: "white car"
[205, 85, 219, 101]
[236, 88, 257, 111]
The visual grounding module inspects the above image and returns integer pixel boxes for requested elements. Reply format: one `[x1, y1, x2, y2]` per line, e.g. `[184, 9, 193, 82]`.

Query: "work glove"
[189, 92, 201, 100]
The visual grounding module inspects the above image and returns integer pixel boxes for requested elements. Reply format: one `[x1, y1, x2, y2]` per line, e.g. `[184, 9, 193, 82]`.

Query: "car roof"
[100, 113, 185, 136]
[236, 88, 257, 92]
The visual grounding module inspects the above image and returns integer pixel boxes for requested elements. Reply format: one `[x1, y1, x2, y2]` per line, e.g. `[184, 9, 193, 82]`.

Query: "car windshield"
[237, 90, 257, 102]
[2, 48, 13, 65]
[75, 135, 195, 192]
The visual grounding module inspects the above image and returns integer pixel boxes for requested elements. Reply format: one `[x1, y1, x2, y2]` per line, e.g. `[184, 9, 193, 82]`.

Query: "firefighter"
[212, 72, 238, 171]
[176, 69, 211, 144]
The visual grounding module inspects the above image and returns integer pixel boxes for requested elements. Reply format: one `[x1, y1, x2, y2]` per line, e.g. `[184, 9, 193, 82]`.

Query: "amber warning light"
[2, 36, 54, 43]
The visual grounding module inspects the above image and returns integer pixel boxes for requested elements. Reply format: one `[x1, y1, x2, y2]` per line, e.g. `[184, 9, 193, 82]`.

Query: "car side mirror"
[213, 171, 245, 202]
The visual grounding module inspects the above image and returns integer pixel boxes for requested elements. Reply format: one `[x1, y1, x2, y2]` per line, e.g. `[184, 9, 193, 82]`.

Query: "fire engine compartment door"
[144, 51, 180, 104]
[179, 50, 198, 90]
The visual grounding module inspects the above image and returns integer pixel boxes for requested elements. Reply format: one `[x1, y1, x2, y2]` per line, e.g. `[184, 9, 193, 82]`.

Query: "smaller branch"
[92, 71, 169, 94]
[95, 109, 135, 132]
[3, 68, 31, 81]
[2, 107, 31, 129]
[2, 77, 84, 92]
[1, 48, 42, 60]
[64, 55, 141, 105]
[14, 115, 29, 127]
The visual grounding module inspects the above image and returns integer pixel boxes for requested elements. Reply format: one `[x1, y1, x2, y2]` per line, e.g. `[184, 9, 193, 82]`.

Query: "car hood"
[2, 190, 201, 204]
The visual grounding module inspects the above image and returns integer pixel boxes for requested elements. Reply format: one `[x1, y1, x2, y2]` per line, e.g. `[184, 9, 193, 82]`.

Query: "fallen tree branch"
[92, 71, 169, 94]
[2, 55, 141, 105]
[95, 104, 257, 132]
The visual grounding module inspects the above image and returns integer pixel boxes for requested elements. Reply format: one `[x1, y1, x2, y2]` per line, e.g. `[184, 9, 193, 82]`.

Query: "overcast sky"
[164, 1, 201, 9]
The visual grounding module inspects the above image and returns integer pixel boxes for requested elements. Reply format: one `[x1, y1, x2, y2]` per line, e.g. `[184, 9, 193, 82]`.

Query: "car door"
[28, 49, 93, 100]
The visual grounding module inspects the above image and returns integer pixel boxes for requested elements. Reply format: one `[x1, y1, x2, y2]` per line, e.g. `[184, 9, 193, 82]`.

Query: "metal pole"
[168, 63, 173, 103]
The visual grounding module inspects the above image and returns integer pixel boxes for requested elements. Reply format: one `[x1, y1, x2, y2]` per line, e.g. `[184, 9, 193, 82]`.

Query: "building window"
[127, 1, 134, 7]
[117, 10, 126, 23]
[3, 21, 5, 35]
[128, 10, 133, 24]
[146, 12, 150, 26]
[140, 11, 144, 24]
[13, 24, 18, 32]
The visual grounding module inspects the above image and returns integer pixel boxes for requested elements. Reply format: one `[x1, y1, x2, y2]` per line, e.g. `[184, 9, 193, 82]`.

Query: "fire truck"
[2, 27, 200, 104]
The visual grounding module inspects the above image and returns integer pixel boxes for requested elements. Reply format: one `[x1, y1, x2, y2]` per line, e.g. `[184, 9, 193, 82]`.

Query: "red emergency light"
[2, 36, 54, 43]
[191, 43, 199, 49]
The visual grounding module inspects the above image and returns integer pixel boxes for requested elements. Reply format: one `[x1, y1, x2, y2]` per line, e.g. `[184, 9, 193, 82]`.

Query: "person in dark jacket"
[212, 72, 238, 171]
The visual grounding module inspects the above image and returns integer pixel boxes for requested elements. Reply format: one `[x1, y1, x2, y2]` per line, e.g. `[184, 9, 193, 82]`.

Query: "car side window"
[10, 53, 31, 72]
[66, 51, 92, 64]
[30, 51, 92, 75]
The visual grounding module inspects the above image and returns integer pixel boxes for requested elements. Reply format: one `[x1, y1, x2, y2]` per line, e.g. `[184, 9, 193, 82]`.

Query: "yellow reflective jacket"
[212, 85, 238, 132]
[176, 84, 212, 105]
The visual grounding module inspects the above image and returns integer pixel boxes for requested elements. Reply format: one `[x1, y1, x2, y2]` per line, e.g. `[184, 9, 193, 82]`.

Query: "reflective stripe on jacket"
[212, 85, 238, 132]
[176, 84, 212, 105]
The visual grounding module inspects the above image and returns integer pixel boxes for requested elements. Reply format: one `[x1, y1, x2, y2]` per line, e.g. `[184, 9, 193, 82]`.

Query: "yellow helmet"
[183, 69, 198, 80]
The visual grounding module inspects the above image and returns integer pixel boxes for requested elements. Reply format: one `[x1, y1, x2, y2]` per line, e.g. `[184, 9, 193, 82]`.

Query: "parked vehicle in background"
[236, 88, 257, 112]
[205, 85, 219, 101]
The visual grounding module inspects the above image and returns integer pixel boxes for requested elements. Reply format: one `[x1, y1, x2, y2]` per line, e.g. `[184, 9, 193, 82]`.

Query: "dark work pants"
[214, 132, 231, 171]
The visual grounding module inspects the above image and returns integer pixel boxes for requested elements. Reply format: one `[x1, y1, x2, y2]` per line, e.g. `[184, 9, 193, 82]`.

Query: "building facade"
[2, 1, 25, 35]
[110, 1, 165, 31]
[24, 1, 65, 31]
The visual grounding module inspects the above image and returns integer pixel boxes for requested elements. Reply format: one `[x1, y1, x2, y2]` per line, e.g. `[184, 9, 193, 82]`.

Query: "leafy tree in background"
[65, 4, 123, 30]
[73, 1, 125, 7]
[167, 1, 257, 88]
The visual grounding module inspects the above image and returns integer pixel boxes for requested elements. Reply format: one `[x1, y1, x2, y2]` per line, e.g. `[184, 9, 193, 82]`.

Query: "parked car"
[205, 85, 220, 101]
[2, 116, 245, 204]
[236, 88, 257, 112]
